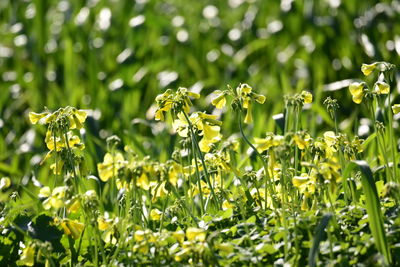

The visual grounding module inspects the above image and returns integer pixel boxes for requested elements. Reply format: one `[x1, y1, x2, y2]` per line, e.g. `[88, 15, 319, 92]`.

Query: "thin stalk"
[293, 105, 300, 175]
[158, 193, 169, 233]
[368, 101, 393, 182]
[182, 111, 220, 209]
[333, 110, 350, 204]
[111, 149, 119, 216]
[387, 93, 398, 182]
[64, 132, 80, 193]
[190, 133, 205, 215]
[238, 112, 276, 211]
[68, 236, 77, 266]
[53, 131, 58, 188]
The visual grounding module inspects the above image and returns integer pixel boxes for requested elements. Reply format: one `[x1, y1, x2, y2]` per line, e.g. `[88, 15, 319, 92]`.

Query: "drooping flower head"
[154, 87, 200, 121]
[349, 82, 366, 104]
[236, 83, 266, 124]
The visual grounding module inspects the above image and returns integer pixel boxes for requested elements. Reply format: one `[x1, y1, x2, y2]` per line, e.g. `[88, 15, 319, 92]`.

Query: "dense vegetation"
[1, 0, 400, 266]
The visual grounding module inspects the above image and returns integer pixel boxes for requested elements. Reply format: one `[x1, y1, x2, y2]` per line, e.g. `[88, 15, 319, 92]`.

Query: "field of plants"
[1, 0, 400, 266]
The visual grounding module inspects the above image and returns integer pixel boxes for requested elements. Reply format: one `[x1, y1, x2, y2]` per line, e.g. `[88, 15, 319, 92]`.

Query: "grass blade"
[343, 160, 391, 265]
[308, 213, 332, 267]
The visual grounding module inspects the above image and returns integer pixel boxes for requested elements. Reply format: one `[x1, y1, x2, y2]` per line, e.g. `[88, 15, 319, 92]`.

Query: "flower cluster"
[29, 107, 87, 176]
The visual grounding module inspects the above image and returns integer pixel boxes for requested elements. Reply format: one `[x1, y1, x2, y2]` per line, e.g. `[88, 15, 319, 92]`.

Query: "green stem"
[294, 105, 300, 175]
[369, 100, 393, 182]
[238, 111, 276, 211]
[387, 93, 398, 182]
[64, 132, 80, 193]
[53, 131, 58, 188]
[158, 193, 169, 233]
[68, 236, 77, 266]
[333, 111, 350, 204]
[190, 132, 205, 215]
[182, 111, 220, 210]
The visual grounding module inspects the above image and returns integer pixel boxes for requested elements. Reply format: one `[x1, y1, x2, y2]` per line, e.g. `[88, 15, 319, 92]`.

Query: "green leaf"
[28, 214, 65, 253]
[361, 132, 376, 151]
[343, 161, 391, 266]
[308, 213, 332, 267]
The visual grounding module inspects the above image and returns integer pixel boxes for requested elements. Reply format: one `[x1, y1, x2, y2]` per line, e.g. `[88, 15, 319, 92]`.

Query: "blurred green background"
[1, 0, 400, 182]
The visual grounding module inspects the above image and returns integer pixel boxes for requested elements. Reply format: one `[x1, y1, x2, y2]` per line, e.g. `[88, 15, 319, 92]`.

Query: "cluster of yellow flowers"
[173, 112, 222, 152]
[211, 83, 266, 124]
[349, 62, 392, 104]
[154, 87, 200, 121]
[29, 107, 87, 175]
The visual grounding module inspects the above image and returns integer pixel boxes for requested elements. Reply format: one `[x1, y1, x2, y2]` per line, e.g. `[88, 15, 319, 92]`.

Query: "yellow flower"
[38, 186, 67, 210]
[292, 173, 316, 197]
[136, 172, 150, 190]
[172, 112, 190, 138]
[186, 227, 206, 242]
[237, 83, 252, 96]
[150, 209, 162, 220]
[374, 81, 390, 95]
[236, 83, 266, 124]
[173, 112, 222, 152]
[168, 162, 187, 186]
[68, 199, 80, 213]
[16, 245, 35, 266]
[254, 134, 283, 153]
[154, 89, 173, 121]
[97, 152, 126, 182]
[45, 131, 84, 152]
[211, 90, 227, 109]
[301, 91, 313, 104]
[293, 133, 311, 150]
[361, 63, 378, 76]
[244, 102, 253, 124]
[0, 177, 11, 190]
[173, 230, 185, 243]
[349, 82, 365, 104]
[392, 104, 400, 114]
[134, 230, 145, 242]
[97, 217, 113, 231]
[222, 200, 234, 210]
[150, 181, 168, 201]
[253, 93, 266, 104]
[59, 219, 85, 239]
[68, 108, 88, 130]
[29, 107, 87, 130]
[28, 111, 50, 125]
